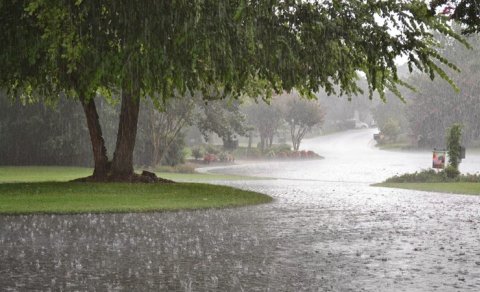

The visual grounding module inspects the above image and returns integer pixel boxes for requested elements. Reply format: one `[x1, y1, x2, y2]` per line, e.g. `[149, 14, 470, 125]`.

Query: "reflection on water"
[1, 129, 480, 291]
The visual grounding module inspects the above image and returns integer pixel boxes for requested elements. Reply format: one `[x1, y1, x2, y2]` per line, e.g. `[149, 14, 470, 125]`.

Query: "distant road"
[206, 128, 480, 183]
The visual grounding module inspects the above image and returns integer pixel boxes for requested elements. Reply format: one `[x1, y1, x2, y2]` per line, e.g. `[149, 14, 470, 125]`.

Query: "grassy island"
[0, 167, 272, 215]
[374, 168, 480, 196]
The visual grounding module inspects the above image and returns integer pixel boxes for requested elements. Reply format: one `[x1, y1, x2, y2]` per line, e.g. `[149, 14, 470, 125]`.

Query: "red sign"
[432, 150, 446, 169]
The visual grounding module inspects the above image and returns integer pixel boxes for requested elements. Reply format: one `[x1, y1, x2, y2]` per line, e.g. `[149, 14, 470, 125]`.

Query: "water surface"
[1, 129, 480, 291]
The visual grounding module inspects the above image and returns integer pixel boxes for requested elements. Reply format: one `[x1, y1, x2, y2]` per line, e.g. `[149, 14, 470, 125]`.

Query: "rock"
[139, 171, 175, 184]
[141, 170, 158, 182]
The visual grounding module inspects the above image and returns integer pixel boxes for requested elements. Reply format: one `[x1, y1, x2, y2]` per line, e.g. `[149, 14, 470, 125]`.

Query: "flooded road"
[205, 128, 480, 183]
[1, 129, 480, 291]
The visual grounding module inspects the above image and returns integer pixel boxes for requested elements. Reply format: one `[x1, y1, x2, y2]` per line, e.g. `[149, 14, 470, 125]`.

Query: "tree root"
[71, 170, 175, 183]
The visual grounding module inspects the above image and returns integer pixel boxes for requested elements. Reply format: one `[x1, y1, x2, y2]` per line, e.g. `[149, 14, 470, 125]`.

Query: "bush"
[191, 146, 204, 160]
[381, 118, 401, 142]
[218, 152, 234, 162]
[384, 168, 480, 183]
[161, 134, 186, 166]
[446, 124, 462, 173]
[265, 150, 276, 159]
[444, 165, 460, 179]
[385, 169, 445, 183]
[271, 144, 291, 152]
[205, 144, 220, 155]
[245, 148, 262, 159]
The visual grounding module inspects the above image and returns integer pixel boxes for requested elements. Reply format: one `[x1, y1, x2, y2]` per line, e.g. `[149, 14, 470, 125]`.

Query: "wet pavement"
[1, 129, 480, 291]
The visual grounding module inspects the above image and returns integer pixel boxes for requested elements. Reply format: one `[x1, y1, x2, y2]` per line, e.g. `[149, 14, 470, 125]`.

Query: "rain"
[1, 1, 480, 291]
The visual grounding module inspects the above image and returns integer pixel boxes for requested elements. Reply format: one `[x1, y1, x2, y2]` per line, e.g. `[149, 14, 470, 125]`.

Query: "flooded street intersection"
[1, 129, 480, 291]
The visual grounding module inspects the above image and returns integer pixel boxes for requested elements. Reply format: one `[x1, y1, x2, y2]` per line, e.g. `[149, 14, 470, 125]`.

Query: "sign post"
[432, 149, 446, 169]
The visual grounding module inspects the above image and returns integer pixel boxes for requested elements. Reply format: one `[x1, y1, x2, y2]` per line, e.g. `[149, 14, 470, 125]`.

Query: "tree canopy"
[2, 0, 465, 101]
[0, 0, 469, 181]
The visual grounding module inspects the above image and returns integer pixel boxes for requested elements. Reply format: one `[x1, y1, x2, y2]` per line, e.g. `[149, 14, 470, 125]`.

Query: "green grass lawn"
[374, 182, 480, 196]
[0, 166, 262, 183]
[0, 166, 272, 215]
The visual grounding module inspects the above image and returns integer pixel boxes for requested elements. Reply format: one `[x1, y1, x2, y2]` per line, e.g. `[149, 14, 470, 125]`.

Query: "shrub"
[271, 144, 291, 152]
[446, 124, 462, 174]
[381, 118, 401, 142]
[205, 144, 220, 155]
[444, 165, 460, 179]
[191, 146, 204, 160]
[385, 169, 445, 183]
[161, 134, 186, 166]
[265, 150, 276, 159]
[384, 168, 480, 183]
[218, 152, 229, 162]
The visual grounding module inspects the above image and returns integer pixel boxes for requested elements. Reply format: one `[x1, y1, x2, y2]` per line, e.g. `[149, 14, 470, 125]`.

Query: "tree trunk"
[111, 89, 140, 179]
[259, 135, 265, 152]
[290, 124, 298, 151]
[267, 133, 274, 148]
[248, 132, 252, 150]
[80, 96, 109, 180]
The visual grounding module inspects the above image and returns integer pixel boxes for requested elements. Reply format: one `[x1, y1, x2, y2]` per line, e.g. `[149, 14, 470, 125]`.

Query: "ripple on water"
[0, 179, 479, 291]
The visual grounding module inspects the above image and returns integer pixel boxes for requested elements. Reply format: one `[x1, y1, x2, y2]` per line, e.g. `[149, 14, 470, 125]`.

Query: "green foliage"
[381, 118, 401, 142]
[2, 0, 467, 104]
[205, 144, 221, 155]
[282, 93, 325, 151]
[377, 182, 480, 196]
[430, 1, 480, 34]
[191, 147, 205, 160]
[406, 32, 480, 148]
[271, 144, 291, 153]
[160, 133, 186, 167]
[197, 99, 247, 147]
[0, 93, 92, 166]
[1, 0, 472, 176]
[384, 168, 480, 183]
[446, 123, 462, 171]
[444, 165, 461, 178]
[245, 99, 283, 151]
[232, 147, 262, 159]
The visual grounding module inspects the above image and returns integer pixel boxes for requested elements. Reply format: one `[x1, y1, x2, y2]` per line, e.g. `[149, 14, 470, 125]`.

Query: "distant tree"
[381, 118, 402, 143]
[0, 93, 92, 166]
[245, 100, 283, 151]
[138, 97, 195, 167]
[405, 31, 480, 147]
[197, 100, 247, 149]
[191, 147, 204, 161]
[281, 94, 325, 151]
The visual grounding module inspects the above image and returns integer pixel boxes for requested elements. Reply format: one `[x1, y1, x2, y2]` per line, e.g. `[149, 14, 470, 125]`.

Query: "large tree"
[0, 0, 465, 181]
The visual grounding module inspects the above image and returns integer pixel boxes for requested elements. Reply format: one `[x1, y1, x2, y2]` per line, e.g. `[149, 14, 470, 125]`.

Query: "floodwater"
[1, 129, 480, 291]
